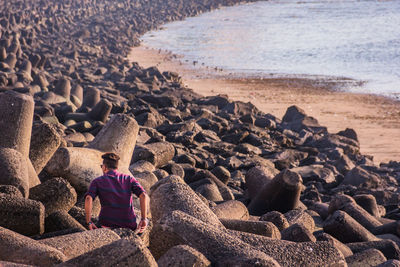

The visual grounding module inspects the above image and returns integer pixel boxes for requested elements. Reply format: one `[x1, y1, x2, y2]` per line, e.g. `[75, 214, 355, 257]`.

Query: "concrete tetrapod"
[323, 210, 379, 243]
[0, 91, 34, 158]
[229, 230, 347, 267]
[132, 141, 175, 168]
[29, 122, 62, 174]
[38, 228, 120, 260]
[159, 210, 280, 266]
[29, 177, 77, 216]
[211, 200, 249, 220]
[157, 245, 211, 267]
[0, 193, 44, 236]
[329, 194, 382, 231]
[149, 175, 225, 259]
[0, 226, 66, 266]
[245, 165, 278, 199]
[0, 148, 30, 198]
[345, 248, 386, 267]
[248, 169, 303, 216]
[58, 238, 157, 267]
[44, 147, 103, 193]
[88, 114, 139, 171]
[220, 218, 281, 239]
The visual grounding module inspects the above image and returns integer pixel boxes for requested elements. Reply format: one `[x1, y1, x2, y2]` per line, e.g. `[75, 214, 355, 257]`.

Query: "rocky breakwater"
[2, 0, 400, 266]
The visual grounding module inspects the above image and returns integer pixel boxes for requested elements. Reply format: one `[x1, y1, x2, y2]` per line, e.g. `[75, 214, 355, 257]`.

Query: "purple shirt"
[85, 169, 145, 230]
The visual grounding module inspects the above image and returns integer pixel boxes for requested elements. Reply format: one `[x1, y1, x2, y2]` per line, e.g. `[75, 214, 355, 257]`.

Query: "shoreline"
[129, 45, 400, 164]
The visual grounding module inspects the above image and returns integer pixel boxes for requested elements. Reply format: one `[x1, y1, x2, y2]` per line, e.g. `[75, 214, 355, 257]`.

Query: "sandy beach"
[129, 46, 400, 165]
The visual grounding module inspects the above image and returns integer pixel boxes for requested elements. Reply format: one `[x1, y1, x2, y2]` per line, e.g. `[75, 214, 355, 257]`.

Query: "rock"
[260, 211, 290, 231]
[282, 105, 326, 133]
[0, 193, 44, 236]
[132, 141, 175, 168]
[220, 219, 281, 239]
[59, 238, 157, 267]
[39, 228, 120, 260]
[45, 211, 86, 233]
[29, 122, 62, 174]
[29, 178, 77, 216]
[157, 245, 211, 267]
[248, 169, 303, 216]
[160, 210, 280, 266]
[210, 200, 249, 220]
[0, 91, 34, 158]
[0, 226, 66, 266]
[323, 210, 378, 243]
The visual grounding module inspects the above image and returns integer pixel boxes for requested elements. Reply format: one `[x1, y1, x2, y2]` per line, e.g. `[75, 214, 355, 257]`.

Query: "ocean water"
[141, 0, 400, 97]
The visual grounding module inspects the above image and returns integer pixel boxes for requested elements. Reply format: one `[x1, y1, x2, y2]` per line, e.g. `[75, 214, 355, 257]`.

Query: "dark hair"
[101, 152, 120, 170]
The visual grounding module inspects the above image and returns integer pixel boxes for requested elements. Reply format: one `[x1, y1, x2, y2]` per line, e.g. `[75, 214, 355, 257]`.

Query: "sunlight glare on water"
[141, 0, 400, 97]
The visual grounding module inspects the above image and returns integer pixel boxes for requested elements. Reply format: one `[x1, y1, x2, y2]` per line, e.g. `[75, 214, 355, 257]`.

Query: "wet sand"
[129, 46, 400, 165]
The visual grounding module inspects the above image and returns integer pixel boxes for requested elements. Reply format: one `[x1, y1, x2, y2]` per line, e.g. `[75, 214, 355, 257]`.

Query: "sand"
[129, 46, 400, 165]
